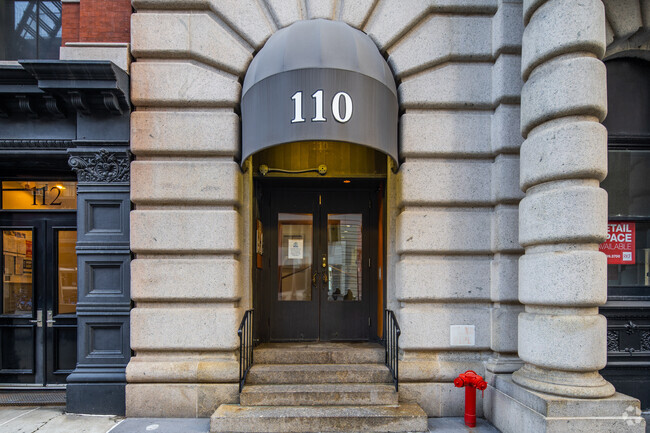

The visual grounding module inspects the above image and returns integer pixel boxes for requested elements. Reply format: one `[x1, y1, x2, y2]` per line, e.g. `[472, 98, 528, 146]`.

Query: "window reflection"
[57, 230, 77, 314]
[327, 214, 362, 301]
[1, 1, 62, 60]
[2, 230, 33, 315]
[278, 213, 312, 301]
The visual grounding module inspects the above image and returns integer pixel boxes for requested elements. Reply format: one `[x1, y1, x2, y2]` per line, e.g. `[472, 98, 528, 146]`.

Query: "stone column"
[513, 0, 613, 398]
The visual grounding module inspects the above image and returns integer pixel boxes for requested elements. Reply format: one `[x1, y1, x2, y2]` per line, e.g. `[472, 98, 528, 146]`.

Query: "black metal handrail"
[238, 309, 254, 392]
[383, 309, 401, 392]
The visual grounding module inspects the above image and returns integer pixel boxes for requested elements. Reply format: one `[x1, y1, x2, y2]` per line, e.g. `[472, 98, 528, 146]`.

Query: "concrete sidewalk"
[0, 406, 502, 433]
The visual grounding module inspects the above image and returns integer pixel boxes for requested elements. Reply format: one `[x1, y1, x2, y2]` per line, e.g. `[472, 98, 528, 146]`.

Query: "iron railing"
[383, 309, 401, 392]
[238, 309, 254, 392]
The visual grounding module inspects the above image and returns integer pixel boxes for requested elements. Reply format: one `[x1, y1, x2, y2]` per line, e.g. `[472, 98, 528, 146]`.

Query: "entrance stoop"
[210, 343, 428, 433]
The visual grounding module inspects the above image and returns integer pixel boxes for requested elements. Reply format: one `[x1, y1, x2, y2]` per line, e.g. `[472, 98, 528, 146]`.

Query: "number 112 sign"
[599, 222, 635, 264]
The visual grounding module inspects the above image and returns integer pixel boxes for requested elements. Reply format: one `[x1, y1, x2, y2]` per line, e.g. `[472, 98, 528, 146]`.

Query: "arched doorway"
[241, 20, 398, 342]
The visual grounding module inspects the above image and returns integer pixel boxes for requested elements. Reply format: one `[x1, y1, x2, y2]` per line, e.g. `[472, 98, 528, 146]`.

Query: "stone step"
[210, 403, 428, 433]
[247, 363, 392, 385]
[240, 384, 398, 406]
[254, 342, 385, 365]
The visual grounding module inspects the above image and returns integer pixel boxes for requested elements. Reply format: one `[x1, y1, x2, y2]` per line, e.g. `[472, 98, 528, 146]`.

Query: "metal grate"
[0, 391, 65, 405]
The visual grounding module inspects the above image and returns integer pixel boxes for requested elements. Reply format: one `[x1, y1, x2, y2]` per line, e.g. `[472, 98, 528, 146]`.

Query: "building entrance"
[258, 183, 380, 342]
[1, 181, 78, 386]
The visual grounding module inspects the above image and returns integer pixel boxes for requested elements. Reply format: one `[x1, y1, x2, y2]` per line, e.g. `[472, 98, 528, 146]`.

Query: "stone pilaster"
[512, 0, 612, 399]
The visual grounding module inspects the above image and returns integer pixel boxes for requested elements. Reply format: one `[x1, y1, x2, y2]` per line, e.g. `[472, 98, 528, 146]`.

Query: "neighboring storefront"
[1, 0, 649, 432]
[600, 57, 650, 409]
[0, 0, 132, 415]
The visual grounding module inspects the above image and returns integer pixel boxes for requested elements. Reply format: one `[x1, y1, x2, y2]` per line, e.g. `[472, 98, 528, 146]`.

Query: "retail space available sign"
[599, 222, 635, 264]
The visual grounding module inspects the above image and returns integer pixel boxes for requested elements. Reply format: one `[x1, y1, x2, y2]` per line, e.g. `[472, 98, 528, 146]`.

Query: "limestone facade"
[127, 0, 648, 430]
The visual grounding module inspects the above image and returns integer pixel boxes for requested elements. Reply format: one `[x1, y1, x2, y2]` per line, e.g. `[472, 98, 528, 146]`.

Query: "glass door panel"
[327, 214, 362, 302]
[2, 230, 33, 315]
[1, 228, 36, 382]
[57, 230, 77, 314]
[278, 214, 313, 301]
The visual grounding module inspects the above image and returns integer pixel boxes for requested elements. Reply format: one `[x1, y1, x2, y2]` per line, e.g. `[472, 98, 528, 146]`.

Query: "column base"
[67, 382, 125, 415]
[485, 374, 645, 433]
[486, 354, 523, 374]
[512, 364, 615, 398]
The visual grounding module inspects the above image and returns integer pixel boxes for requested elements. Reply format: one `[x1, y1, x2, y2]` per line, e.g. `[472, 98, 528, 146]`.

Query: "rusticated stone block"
[400, 382, 485, 417]
[491, 104, 522, 154]
[131, 12, 252, 75]
[397, 159, 492, 207]
[519, 250, 607, 306]
[265, 0, 302, 28]
[492, 54, 523, 105]
[365, 0, 497, 49]
[520, 119, 607, 191]
[491, 304, 523, 353]
[518, 312, 607, 371]
[396, 257, 491, 302]
[131, 61, 240, 107]
[490, 255, 519, 302]
[399, 303, 491, 350]
[131, 110, 240, 157]
[387, 15, 491, 78]
[131, 210, 240, 254]
[492, 155, 524, 204]
[396, 209, 492, 254]
[400, 111, 492, 157]
[522, 0, 605, 80]
[126, 383, 238, 417]
[520, 56, 606, 137]
[306, 0, 335, 19]
[131, 258, 241, 302]
[131, 305, 240, 350]
[491, 205, 521, 253]
[131, 160, 242, 205]
[126, 359, 239, 383]
[399, 63, 492, 109]
[492, 1, 523, 56]
[339, 0, 375, 29]
[518, 184, 607, 247]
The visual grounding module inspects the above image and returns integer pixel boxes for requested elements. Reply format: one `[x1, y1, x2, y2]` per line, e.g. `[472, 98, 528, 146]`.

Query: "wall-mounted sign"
[599, 221, 635, 264]
[450, 325, 475, 346]
[288, 237, 304, 260]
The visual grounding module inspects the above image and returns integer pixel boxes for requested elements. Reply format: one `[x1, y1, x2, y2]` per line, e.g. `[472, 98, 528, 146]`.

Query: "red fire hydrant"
[454, 370, 487, 428]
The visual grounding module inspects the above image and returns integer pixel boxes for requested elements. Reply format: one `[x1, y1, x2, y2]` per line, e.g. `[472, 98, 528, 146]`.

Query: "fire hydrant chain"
[454, 370, 488, 428]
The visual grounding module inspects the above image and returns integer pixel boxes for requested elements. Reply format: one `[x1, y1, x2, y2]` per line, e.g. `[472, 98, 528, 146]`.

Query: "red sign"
[599, 222, 635, 264]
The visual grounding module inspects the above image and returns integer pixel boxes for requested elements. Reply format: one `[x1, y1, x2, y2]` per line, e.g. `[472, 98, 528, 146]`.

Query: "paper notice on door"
[288, 238, 304, 259]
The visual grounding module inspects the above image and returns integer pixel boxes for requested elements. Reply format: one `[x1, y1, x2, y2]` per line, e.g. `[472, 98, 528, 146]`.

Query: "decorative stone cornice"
[68, 149, 130, 183]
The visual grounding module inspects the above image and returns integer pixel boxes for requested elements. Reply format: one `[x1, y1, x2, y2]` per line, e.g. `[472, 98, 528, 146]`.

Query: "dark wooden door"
[265, 187, 374, 341]
[0, 212, 77, 385]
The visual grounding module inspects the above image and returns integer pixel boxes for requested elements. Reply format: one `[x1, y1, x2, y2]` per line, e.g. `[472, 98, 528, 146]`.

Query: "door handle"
[29, 310, 43, 327]
[46, 310, 56, 325]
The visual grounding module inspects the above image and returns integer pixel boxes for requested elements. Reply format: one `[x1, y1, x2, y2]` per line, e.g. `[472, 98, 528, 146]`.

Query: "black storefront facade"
[0, 60, 130, 414]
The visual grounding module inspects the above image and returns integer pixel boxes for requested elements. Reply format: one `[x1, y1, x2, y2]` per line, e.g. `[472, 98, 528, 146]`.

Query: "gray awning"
[241, 19, 398, 166]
